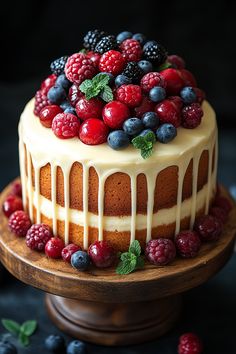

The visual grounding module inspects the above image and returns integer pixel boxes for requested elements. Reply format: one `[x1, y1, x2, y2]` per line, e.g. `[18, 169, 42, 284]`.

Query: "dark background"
[0, 1, 236, 353]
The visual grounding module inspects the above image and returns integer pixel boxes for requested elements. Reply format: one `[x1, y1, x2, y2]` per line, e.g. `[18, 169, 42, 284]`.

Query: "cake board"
[0, 181, 236, 346]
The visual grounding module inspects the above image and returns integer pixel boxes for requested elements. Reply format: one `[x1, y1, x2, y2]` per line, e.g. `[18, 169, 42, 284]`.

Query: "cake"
[18, 30, 218, 252]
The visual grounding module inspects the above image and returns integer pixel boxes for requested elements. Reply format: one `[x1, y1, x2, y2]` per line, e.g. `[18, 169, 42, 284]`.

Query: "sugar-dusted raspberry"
[45, 237, 64, 259]
[99, 50, 126, 76]
[65, 53, 96, 86]
[88, 241, 117, 268]
[167, 55, 186, 69]
[68, 84, 84, 107]
[213, 195, 232, 214]
[145, 238, 176, 266]
[2, 195, 23, 217]
[180, 69, 197, 87]
[26, 224, 52, 251]
[34, 90, 51, 116]
[175, 230, 201, 258]
[141, 72, 166, 93]
[120, 39, 142, 62]
[11, 181, 22, 198]
[178, 332, 203, 354]
[40, 74, 57, 93]
[75, 97, 103, 120]
[8, 210, 31, 237]
[209, 206, 228, 224]
[61, 243, 82, 263]
[155, 99, 182, 127]
[194, 215, 223, 242]
[116, 84, 142, 107]
[182, 103, 203, 129]
[160, 68, 184, 95]
[52, 113, 80, 139]
[134, 96, 155, 117]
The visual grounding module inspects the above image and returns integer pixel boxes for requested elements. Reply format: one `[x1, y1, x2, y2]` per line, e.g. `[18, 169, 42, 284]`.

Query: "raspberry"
[8, 210, 31, 237]
[193, 88, 205, 104]
[168, 55, 186, 69]
[194, 215, 223, 242]
[88, 241, 116, 268]
[45, 237, 64, 259]
[134, 96, 155, 117]
[95, 35, 118, 54]
[83, 29, 107, 51]
[75, 97, 103, 120]
[122, 61, 143, 83]
[86, 51, 101, 67]
[26, 224, 52, 251]
[11, 181, 22, 198]
[145, 238, 176, 266]
[79, 118, 109, 145]
[34, 90, 51, 116]
[40, 74, 57, 93]
[120, 39, 142, 62]
[39, 105, 63, 128]
[143, 40, 167, 65]
[99, 50, 125, 76]
[61, 243, 82, 263]
[160, 68, 184, 95]
[116, 84, 142, 107]
[50, 56, 68, 76]
[175, 231, 201, 258]
[102, 101, 130, 129]
[213, 196, 232, 214]
[65, 53, 96, 85]
[141, 72, 166, 93]
[178, 333, 203, 354]
[180, 69, 197, 87]
[2, 195, 23, 217]
[68, 84, 84, 107]
[182, 103, 203, 129]
[209, 206, 228, 224]
[52, 113, 80, 139]
[155, 99, 182, 127]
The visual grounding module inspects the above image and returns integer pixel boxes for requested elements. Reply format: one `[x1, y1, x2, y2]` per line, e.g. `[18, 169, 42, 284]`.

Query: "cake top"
[33, 29, 206, 159]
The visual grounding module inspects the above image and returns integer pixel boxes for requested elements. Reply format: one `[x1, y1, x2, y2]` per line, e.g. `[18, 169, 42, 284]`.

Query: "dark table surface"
[0, 81, 236, 353]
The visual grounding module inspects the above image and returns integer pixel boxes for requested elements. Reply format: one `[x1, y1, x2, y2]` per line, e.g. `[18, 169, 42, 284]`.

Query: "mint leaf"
[79, 49, 87, 54]
[141, 147, 153, 159]
[132, 132, 156, 159]
[1, 319, 21, 336]
[116, 259, 137, 275]
[79, 80, 92, 93]
[116, 240, 144, 275]
[132, 136, 148, 150]
[129, 240, 141, 257]
[19, 331, 29, 347]
[20, 320, 37, 336]
[79, 74, 112, 101]
[100, 85, 113, 102]
[92, 73, 110, 88]
[158, 61, 172, 71]
[145, 131, 156, 144]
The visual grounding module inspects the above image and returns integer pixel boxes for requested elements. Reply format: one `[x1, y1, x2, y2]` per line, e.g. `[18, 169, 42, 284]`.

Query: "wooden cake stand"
[0, 181, 236, 346]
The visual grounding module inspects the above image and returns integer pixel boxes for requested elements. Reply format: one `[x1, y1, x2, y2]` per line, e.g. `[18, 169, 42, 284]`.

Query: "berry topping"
[71, 251, 90, 271]
[116, 84, 142, 107]
[142, 111, 159, 129]
[79, 118, 109, 145]
[88, 241, 116, 268]
[95, 35, 118, 54]
[155, 99, 181, 127]
[168, 55, 186, 69]
[86, 51, 101, 68]
[156, 123, 177, 143]
[123, 117, 144, 136]
[143, 40, 167, 65]
[180, 69, 197, 87]
[34, 90, 51, 116]
[169, 95, 184, 110]
[107, 130, 130, 150]
[8, 210, 31, 237]
[175, 230, 201, 258]
[50, 56, 68, 76]
[45, 334, 66, 353]
[99, 50, 125, 76]
[149, 86, 166, 102]
[103, 100, 130, 129]
[11, 181, 22, 198]
[116, 31, 133, 43]
[213, 196, 232, 214]
[160, 68, 184, 95]
[83, 29, 107, 51]
[122, 61, 143, 83]
[209, 206, 228, 224]
[52, 113, 80, 139]
[75, 97, 103, 120]
[182, 103, 203, 129]
[61, 243, 82, 263]
[178, 333, 203, 354]
[47, 85, 67, 105]
[39, 105, 63, 128]
[0, 341, 17, 354]
[132, 33, 146, 45]
[180, 86, 197, 104]
[2, 195, 23, 217]
[41, 74, 57, 93]
[194, 215, 223, 242]
[137, 60, 153, 74]
[26, 223, 52, 251]
[145, 238, 176, 266]
[134, 96, 155, 118]
[141, 72, 166, 93]
[67, 340, 87, 354]
[115, 74, 131, 87]
[55, 74, 71, 91]
[194, 88, 205, 104]
[45, 237, 64, 259]
[65, 53, 96, 85]
[120, 39, 142, 62]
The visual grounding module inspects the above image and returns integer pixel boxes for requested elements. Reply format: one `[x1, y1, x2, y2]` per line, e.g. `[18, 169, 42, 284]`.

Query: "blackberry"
[83, 29, 107, 51]
[95, 35, 118, 54]
[122, 61, 143, 83]
[143, 40, 167, 66]
[50, 56, 68, 76]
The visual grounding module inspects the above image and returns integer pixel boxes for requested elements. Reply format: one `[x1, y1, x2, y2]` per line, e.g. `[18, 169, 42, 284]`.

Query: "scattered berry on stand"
[194, 215, 223, 242]
[2, 195, 23, 217]
[39, 105, 63, 128]
[182, 103, 203, 129]
[178, 332, 203, 354]
[156, 123, 177, 143]
[175, 231, 201, 258]
[50, 56, 68, 76]
[67, 340, 87, 354]
[11, 181, 22, 198]
[71, 251, 91, 271]
[107, 130, 130, 150]
[52, 113, 80, 139]
[88, 241, 117, 268]
[8, 210, 31, 237]
[45, 237, 65, 259]
[145, 238, 176, 266]
[62, 244, 82, 262]
[79, 118, 109, 145]
[26, 224, 52, 251]
[209, 206, 228, 224]
[45, 334, 66, 353]
[0, 341, 17, 354]
[213, 195, 232, 214]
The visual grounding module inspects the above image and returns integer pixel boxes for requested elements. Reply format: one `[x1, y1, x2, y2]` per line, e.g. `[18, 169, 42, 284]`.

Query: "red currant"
[179, 69, 197, 87]
[167, 55, 186, 69]
[76, 97, 104, 120]
[11, 181, 22, 198]
[79, 118, 109, 145]
[39, 105, 63, 128]
[87, 51, 101, 67]
[134, 96, 155, 118]
[102, 101, 130, 129]
[68, 84, 84, 107]
[40, 74, 57, 93]
[3, 195, 23, 217]
[88, 241, 117, 268]
[155, 99, 181, 127]
[160, 68, 184, 95]
[45, 237, 65, 259]
[194, 215, 223, 242]
[61, 243, 82, 262]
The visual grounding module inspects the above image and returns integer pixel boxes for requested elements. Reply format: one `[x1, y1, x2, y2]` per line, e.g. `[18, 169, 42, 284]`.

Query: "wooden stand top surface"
[0, 181, 236, 303]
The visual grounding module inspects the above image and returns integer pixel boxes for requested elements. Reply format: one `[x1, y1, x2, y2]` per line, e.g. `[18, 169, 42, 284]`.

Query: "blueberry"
[71, 251, 90, 271]
[180, 86, 197, 104]
[0, 342, 17, 354]
[149, 86, 166, 103]
[67, 340, 87, 354]
[45, 334, 65, 353]
[60, 101, 71, 110]
[123, 118, 144, 136]
[156, 124, 177, 143]
[107, 130, 130, 150]
[139, 129, 156, 138]
[48, 86, 66, 105]
[137, 60, 153, 74]
[116, 31, 133, 43]
[142, 112, 159, 129]
[56, 74, 71, 91]
[132, 33, 146, 45]
[64, 106, 77, 115]
[115, 74, 131, 87]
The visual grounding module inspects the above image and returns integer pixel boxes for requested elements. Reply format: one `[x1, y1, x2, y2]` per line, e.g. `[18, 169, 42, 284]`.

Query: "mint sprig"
[1, 319, 37, 347]
[116, 240, 144, 275]
[158, 61, 172, 71]
[79, 73, 113, 102]
[132, 131, 156, 159]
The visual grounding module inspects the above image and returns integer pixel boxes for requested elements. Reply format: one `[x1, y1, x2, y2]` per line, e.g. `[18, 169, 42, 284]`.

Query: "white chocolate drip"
[82, 164, 89, 249]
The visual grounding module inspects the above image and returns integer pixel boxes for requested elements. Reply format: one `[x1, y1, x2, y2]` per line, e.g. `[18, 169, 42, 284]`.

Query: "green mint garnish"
[116, 240, 144, 275]
[79, 73, 113, 102]
[1, 319, 37, 347]
[132, 131, 156, 159]
[79, 48, 87, 54]
[158, 61, 172, 71]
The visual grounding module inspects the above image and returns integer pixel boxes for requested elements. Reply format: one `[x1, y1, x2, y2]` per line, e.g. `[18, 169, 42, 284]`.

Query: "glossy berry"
[79, 118, 109, 145]
[137, 60, 153, 74]
[120, 39, 142, 62]
[75, 97, 103, 120]
[213, 196, 232, 214]
[145, 238, 176, 266]
[160, 68, 184, 95]
[26, 223, 52, 251]
[156, 123, 177, 143]
[83, 29, 107, 51]
[132, 33, 146, 45]
[47, 86, 67, 105]
[71, 251, 90, 271]
[64, 106, 77, 115]
[139, 129, 154, 138]
[56, 74, 71, 91]
[134, 96, 155, 118]
[178, 332, 203, 354]
[95, 35, 118, 54]
[67, 340, 87, 354]
[116, 31, 133, 43]
[8, 210, 31, 237]
[175, 230, 201, 258]
[11, 181, 22, 198]
[68, 84, 84, 107]
[182, 103, 203, 129]
[34, 90, 51, 116]
[155, 99, 181, 127]
[194, 88, 205, 104]
[99, 50, 125, 76]
[2, 195, 23, 217]
[60, 101, 73, 111]
[107, 130, 130, 150]
[52, 113, 80, 139]
[50, 56, 68, 76]
[116, 84, 142, 107]
[123, 117, 143, 136]
[168, 55, 185, 69]
[45, 334, 65, 353]
[62, 244, 82, 263]
[122, 61, 143, 83]
[169, 95, 184, 110]
[142, 111, 159, 129]
[141, 72, 166, 93]
[149, 86, 166, 102]
[180, 87, 197, 104]
[0, 341, 17, 354]
[194, 215, 223, 242]
[103, 101, 130, 129]
[39, 105, 63, 128]
[209, 206, 228, 224]
[88, 241, 116, 268]
[180, 69, 197, 87]
[45, 237, 64, 259]
[115, 74, 131, 87]
[86, 51, 101, 68]
[41, 74, 57, 93]
[143, 40, 167, 65]
[65, 53, 96, 85]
